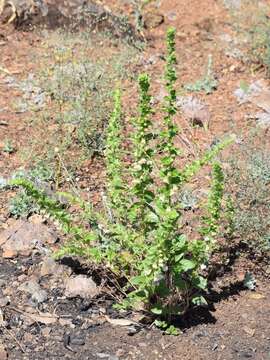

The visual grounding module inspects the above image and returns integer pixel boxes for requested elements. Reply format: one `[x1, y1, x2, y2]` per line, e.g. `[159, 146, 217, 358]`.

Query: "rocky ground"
[0, 0, 270, 359]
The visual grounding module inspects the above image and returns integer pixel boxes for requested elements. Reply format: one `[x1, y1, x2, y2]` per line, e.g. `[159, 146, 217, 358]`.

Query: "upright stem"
[131, 74, 154, 236]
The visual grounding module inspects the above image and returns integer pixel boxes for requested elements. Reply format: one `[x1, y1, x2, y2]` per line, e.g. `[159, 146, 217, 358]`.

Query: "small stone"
[240, 352, 253, 359]
[0, 344, 7, 360]
[24, 333, 34, 343]
[69, 336, 85, 346]
[19, 280, 48, 303]
[96, 354, 119, 360]
[2, 249, 17, 258]
[29, 214, 44, 224]
[19, 280, 40, 294]
[0, 295, 9, 307]
[143, 12, 164, 29]
[81, 319, 95, 330]
[177, 31, 187, 40]
[177, 96, 210, 127]
[64, 275, 99, 299]
[243, 327, 255, 337]
[127, 326, 139, 335]
[31, 289, 48, 304]
[18, 274, 27, 282]
[41, 327, 51, 337]
[115, 349, 125, 357]
[40, 257, 60, 277]
[166, 11, 177, 21]
[138, 342, 147, 348]
[59, 318, 75, 328]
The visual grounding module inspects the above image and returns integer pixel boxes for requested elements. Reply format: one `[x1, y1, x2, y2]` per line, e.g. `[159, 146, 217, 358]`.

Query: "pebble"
[96, 354, 119, 360]
[0, 344, 7, 360]
[0, 296, 9, 307]
[69, 336, 85, 346]
[41, 327, 51, 337]
[31, 288, 48, 304]
[65, 275, 99, 299]
[18, 280, 48, 304]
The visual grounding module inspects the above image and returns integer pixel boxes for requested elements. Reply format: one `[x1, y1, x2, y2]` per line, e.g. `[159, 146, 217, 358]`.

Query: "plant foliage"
[11, 28, 233, 329]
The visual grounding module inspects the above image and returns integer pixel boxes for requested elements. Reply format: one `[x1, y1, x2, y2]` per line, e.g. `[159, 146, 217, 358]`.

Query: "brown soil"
[0, 0, 270, 359]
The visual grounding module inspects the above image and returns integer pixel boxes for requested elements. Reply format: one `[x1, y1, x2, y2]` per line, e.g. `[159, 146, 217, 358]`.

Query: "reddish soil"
[0, 0, 269, 359]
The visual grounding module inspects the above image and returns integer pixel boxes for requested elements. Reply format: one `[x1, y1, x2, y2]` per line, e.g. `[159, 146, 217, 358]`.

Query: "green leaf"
[192, 275, 207, 290]
[165, 325, 181, 336]
[131, 275, 146, 286]
[192, 296, 208, 306]
[179, 259, 196, 271]
[151, 306, 163, 315]
[154, 320, 167, 329]
[174, 253, 184, 262]
[243, 272, 256, 290]
[174, 277, 188, 290]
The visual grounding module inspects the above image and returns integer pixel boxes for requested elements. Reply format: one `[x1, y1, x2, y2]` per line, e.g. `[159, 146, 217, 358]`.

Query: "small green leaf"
[243, 272, 256, 290]
[192, 296, 208, 306]
[174, 278, 187, 290]
[165, 325, 181, 336]
[180, 259, 196, 271]
[192, 275, 207, 290]
[151, 306, 163, 315]
[154, 320, 167, 329]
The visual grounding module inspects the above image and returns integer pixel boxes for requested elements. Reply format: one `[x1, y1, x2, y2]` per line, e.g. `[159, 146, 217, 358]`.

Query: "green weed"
[225, 136, 270, 254]
[9, 164, 54, 219]
[3, 139, 16, 154]
[185, 55, 218, 94]
[11, 28, 233, 330]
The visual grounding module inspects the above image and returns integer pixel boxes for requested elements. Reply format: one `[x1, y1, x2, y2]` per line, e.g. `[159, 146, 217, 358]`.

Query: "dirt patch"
[0, 0, 270, 359]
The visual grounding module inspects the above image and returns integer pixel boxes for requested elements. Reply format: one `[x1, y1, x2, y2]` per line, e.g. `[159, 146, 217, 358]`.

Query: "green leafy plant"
[9, 191, 38, 219]
[225, 138, 270, 254]
[3, 139, 16, 154]
[185, 55, 218, 94]
[200, 162, 224, 248]
[251, 18, 270, 75]
[8, 164, 54, 219]
[11, 28, 233, 330]
[227, 1, 270, 75]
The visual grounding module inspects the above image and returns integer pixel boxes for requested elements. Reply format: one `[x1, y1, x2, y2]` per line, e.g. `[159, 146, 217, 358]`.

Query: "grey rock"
[96, 354, 119, 360]
[65, 275, 99, 299]
[19, 280, 40, 294]
[234, 79, 269, 105]
[0, 220, 58, 257]
[143, 12, 164, 29]
[69, 335, 85, 346]
[31, 289, 48, 304]
[256, 112, 270, 128]
[19, 280, 48, 304]
[40, 257, 68, 277]
[177, 96, 210, 127]
[240, 352, 253, 359]
[0, 293, 9, 307]
[166, 11, 177, 21]
[0, 344, 7, 360]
